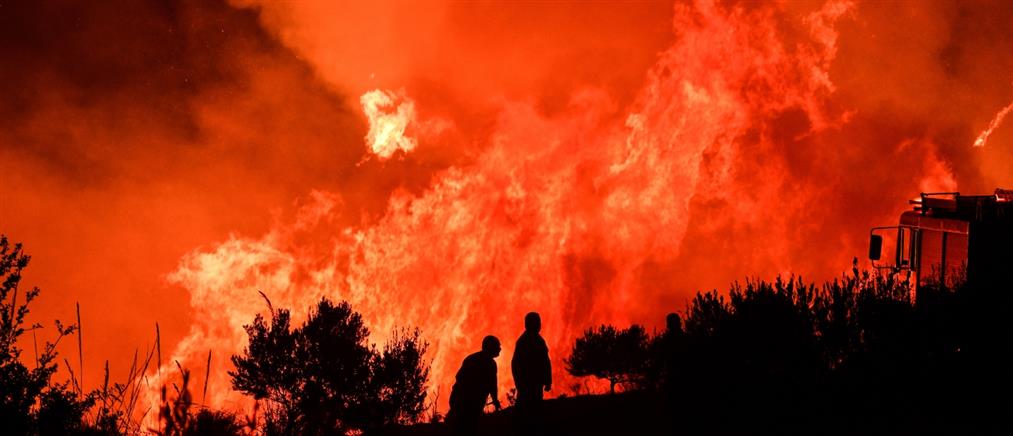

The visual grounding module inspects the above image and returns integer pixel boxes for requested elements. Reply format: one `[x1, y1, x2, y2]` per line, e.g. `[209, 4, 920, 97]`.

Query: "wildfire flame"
[8, 0, 1008, 426]
[972, 100, 1013, 148]
[361, 89, 417, 159]
[1, 0, 996, 425]
[145, 0, 862, 415]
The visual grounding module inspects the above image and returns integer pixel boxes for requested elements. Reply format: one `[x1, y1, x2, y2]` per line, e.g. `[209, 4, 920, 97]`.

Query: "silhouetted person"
[512, 312, 551, 434]
[448, 335, 502, 436]
[661, 312, 684, 394]
[666, 312, 681, 335]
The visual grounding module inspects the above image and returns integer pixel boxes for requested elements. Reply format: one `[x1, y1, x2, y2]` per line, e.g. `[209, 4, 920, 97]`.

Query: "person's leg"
[448, 407, 479, 436]
[530, 387, 545, 435]
[454, 411, 479, 436]
[515, 385, 541, 434]
[519, 384, 544, 405]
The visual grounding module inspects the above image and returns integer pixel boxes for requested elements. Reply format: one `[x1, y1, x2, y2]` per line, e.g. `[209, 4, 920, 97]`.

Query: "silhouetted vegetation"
[6, 231, 1012, 435]
[0, 235, 97, 435]
[2, 236, 431, 435]
[230, 296, 430, 435]
[0, 235, 274, 436]
[564, 324, 650, 394]
[552, 261, 1013, 434]
[154, 362, 250, 436]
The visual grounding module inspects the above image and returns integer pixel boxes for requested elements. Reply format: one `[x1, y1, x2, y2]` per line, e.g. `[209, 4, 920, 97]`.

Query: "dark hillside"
[380, 391, 671, 436]
[383, 271, 1013, 436]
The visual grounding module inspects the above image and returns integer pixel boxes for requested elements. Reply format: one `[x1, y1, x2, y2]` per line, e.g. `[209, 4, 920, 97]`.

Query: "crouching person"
[448, 335, 502, 436]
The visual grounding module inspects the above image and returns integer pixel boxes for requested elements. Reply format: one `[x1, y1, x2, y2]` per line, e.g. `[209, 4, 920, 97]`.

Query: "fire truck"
[869, 188, 1013, 289]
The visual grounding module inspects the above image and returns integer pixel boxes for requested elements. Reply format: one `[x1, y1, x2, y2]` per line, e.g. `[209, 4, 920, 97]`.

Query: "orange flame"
[972, 100, 1013, 147]
[146, 0, 863, 416]
[361, 89, 418, 159]
[6, 0, 1013, 428]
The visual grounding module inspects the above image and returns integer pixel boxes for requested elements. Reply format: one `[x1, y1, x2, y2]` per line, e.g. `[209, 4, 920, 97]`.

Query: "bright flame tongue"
[156, 0, 855, 414]
[361, 89, 417, 159]
[973, 100, 1013, 147]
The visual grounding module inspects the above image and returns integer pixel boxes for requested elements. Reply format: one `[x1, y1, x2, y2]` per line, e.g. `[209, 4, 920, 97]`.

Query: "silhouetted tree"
[565, 324, 649, 394]
[230, 297, 429, 435]
[368, 329, 429, 427]
[0, 235, 97, 435]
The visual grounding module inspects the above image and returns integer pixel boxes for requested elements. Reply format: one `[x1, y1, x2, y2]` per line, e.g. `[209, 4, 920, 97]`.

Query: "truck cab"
[869, 188, 1013, 290]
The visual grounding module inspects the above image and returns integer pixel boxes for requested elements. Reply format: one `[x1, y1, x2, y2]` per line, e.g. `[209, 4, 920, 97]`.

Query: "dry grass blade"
[63, 358, 80, 395]
[31, 325, 40, 369]
[9, 273, 18, 328]
[125, 348, 139, 392]
[139, 405, 151, 425]
[116, 348, 139, 432]
[258, 290, 274, 316]
[77, 302, 84, 396]
[125, 341, 157, 422]
[29, 324, 40, 369]
[102, 360, 110, 410]
[202, 349, 211, 407]
[156, 322, 161, 378]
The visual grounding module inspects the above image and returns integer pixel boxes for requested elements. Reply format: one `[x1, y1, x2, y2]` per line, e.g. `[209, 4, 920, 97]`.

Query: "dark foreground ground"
[380, 391, 672, 436]
[379, 383, 1013, 436]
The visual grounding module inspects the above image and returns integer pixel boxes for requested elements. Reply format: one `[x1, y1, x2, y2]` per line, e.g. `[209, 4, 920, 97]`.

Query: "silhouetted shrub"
[156, 364, 195, 436]
[152, 361, 248, 436]
[185, 409, 247, 436]
[0, 235, 97, 435]
[565, 324, 649, 394]
[230, 297, 430, 435]
[665, 261, 1013, 434]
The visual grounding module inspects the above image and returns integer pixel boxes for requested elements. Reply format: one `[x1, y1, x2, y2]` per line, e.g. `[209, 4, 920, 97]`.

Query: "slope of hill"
[381, 391, 671, 436]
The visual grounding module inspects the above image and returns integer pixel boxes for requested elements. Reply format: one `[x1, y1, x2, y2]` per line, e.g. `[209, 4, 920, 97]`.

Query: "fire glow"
[973, 101, 1013, 148]
[3, 0, 1012, 422]
[361, 89, 418, 159]
[155, 0, 866, 411]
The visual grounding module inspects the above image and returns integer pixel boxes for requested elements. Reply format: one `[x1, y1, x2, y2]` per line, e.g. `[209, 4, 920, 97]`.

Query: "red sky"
[2, 0, 1012, 414]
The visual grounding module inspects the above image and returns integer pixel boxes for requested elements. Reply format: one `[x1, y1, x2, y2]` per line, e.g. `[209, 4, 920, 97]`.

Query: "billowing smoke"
[2, 0, 1012, 418]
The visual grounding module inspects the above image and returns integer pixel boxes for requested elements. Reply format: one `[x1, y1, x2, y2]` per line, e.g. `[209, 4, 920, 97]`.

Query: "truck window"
[943, 233, 969, 287]
[917, 230, 969, 287]
[919, 229, 943, 283]
[896, 227, 914, 269]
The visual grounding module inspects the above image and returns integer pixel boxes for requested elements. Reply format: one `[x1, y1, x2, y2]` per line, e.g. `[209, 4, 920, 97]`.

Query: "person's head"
[666, 313, 682, 333]
[524, 312, 541, 333]
[482, 335, 501, 358]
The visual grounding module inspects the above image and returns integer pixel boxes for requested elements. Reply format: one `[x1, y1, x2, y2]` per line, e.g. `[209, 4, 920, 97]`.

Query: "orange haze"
[2, 0, 1012, 417]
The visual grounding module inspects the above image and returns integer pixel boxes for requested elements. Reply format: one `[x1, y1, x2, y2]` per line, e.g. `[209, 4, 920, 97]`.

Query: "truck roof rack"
[995, 188, 1012, 202]
[910, 192, 959, 214]
[910, 188, 1010, 219]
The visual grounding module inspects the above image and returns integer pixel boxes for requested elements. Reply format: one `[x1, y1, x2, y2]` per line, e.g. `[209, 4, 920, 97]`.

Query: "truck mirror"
[869, 235, 883, 261]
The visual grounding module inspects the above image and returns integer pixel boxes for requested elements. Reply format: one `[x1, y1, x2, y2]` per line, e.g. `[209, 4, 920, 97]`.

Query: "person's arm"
[490, 385, 501, 410]
[542, 339, 552, 391]
[510, 339, 521, 382]
[489, 361, 501, 410]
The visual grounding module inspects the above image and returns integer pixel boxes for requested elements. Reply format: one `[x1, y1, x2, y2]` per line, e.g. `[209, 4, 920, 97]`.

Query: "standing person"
[512, 312, 551, 433]
[448, 335, 502, 436]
